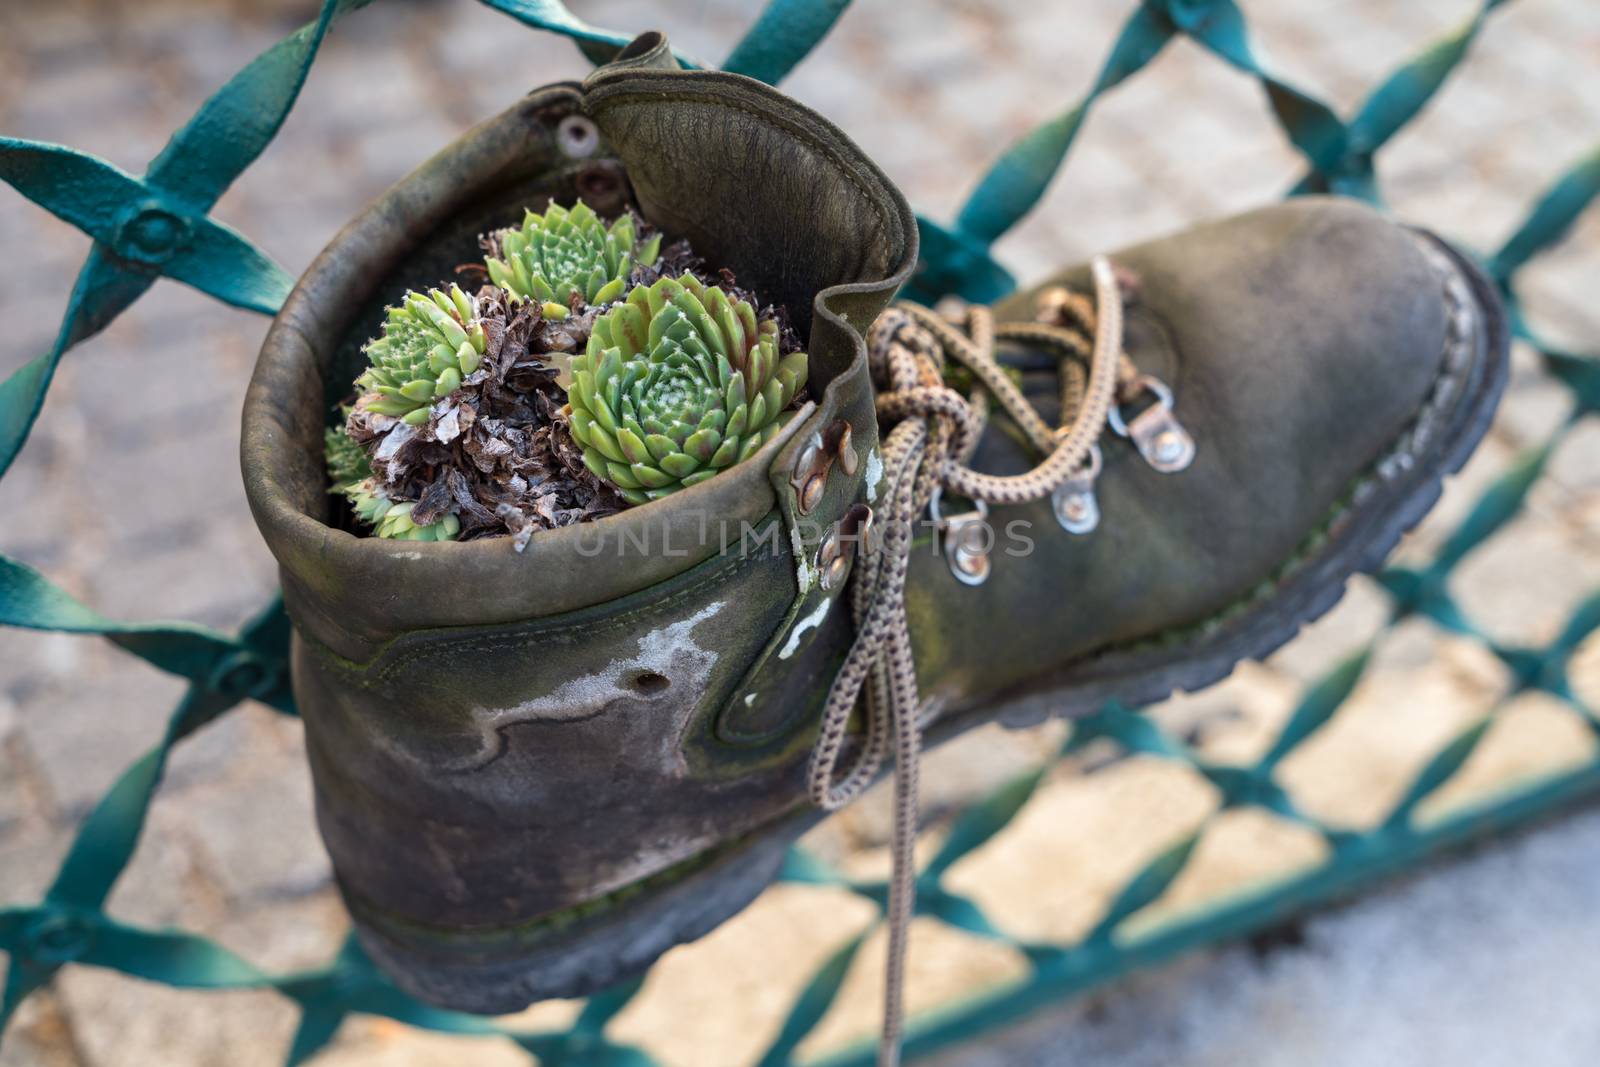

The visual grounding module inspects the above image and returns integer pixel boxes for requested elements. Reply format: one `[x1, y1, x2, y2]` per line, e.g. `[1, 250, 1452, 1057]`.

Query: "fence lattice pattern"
[2, 0, 1598, 1063]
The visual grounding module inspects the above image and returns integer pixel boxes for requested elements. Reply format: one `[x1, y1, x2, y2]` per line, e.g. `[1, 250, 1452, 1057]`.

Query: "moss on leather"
[324, 197, 808, 545]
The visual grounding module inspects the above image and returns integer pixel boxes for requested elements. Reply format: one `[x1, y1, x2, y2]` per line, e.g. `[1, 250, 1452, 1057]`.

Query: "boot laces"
[808, 258, 1136, 1067]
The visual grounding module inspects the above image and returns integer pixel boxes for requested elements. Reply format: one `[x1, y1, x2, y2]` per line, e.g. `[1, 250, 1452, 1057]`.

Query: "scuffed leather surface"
[303, 530, 803, 927]
[904, 197, 1450, 706]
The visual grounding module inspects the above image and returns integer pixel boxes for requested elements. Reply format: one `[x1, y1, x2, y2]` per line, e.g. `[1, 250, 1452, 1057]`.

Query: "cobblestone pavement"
[1, 0, 1597, 1064]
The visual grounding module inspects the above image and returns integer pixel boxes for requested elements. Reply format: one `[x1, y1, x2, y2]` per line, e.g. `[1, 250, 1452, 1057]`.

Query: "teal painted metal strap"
[932, 0, 1513, 301]
[1173, 4, 1345, 161]
[0, 597, 292, 1028]
[722, 0, 854, 85]
[480, 0, 849, 83]
[0, 0, 352, 481]
[477, 0, 705, 68]
[953, 2, 1174, 248]
[1, 0, 1599, 1064]
[0, 554, 262, 685]
[1290, 0, 1512, 197]
[1490, 144, 1600, 282]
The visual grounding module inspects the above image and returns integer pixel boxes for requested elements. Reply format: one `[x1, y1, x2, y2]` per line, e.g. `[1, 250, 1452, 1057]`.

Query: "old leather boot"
[241, 32, 1508, 1041]
[243, 32, 917, 1010]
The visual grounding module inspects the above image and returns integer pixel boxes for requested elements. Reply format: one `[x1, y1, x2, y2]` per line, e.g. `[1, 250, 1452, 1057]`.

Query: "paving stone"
[147, 11, 282, 95]
[84, 517, 279, 632]
[55, 971, 298, 1067]
[1548, 419, 1600, 501]
[1388, 428, 1516, 568]
[0, 695, 36, 839]
[1513, 233, 1600, 355]
[6, 61, 166, 175]
[101, 803, 226, 932]
[1448, 512, 1600, 649]
[312, 1019, 531, 1067]
[941, 756, 1219, 945]
[607, 881, 882, 1066]
[798, 916, 1028, 1061]
[1147, 661, 1301, 766]
[1276, 621, 1507, 830]
[74, 421, 251, 551]
[66, 315, 257, 446]
[0, 990, 83, 1067]
[11, 655, 182, 820]
[1567, 627, 1600, 711]
[0, 435, 89, 570]
[203, 889, 349, 973]
[173, 745, 331, 903]
[1417, 690, 1599, 824]
[813, 719, 1067, 854]
[1488, 342, 1581, 450]
[1264, 576, 1393, 685]
[0, 834, 73, 908]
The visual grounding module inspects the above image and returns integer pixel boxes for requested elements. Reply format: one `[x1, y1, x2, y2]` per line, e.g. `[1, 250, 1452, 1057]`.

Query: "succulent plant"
[345, 480, 461, 542]
[324, 419, 371, 490]
[356, 285, 487, 426]
[326, 408, 458, 540]
[485, 200, 661, 320]
[566, 274, 808, 505]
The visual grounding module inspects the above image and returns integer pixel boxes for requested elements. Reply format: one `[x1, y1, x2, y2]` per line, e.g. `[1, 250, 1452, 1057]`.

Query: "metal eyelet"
[1052, 442, 1103, 535]
[929, 487, 991, 587]
[1109, 374, 1195, 473]
[818, 504, 873, 591]
[792, 437, 826, 515]
[557, 114, 599, 159]
[793, 419, 857, 516]
[831, 421, 858, 477]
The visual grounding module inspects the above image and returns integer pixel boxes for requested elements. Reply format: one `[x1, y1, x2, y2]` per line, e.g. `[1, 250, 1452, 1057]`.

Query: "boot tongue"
[584, 31, 681, 75]
[581, 55, 916, 365]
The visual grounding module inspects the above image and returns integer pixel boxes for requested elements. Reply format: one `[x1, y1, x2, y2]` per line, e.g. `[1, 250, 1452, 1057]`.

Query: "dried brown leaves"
[346, 287, 624, 546]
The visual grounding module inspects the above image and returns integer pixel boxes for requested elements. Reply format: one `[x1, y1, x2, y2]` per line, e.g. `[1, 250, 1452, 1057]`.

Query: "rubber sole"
[355, 231, 1511, 1012]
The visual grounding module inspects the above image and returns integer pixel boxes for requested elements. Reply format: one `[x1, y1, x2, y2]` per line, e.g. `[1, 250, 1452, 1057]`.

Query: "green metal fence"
[2, 0, 1598, 1063]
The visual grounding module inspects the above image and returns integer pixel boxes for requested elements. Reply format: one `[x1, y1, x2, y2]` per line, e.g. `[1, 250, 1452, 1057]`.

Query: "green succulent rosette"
[345, 481, 461, 542]
[485, 200, 661, 320]
[323, 419, 370, 490]
[566, 274, 809, 505]
[357, 285, 486, 426]
[326, 408, 458, 540]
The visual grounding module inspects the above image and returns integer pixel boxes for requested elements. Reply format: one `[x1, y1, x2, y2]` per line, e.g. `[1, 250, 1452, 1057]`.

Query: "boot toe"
[921, 198, 1498, 707]
[1113, 197, 1451, 534]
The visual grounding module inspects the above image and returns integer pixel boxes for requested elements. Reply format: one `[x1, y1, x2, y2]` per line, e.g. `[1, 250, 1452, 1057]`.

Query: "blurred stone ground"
[0, 0, 1597, 1063]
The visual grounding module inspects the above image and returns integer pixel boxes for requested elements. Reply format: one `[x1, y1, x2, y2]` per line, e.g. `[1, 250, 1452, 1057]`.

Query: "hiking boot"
[244, 32, 916, 1009]
[242, 33, 1508, 1022]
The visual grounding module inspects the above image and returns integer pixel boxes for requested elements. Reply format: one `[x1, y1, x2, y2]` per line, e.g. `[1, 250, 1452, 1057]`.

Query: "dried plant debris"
[325, 198, 809, 548]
